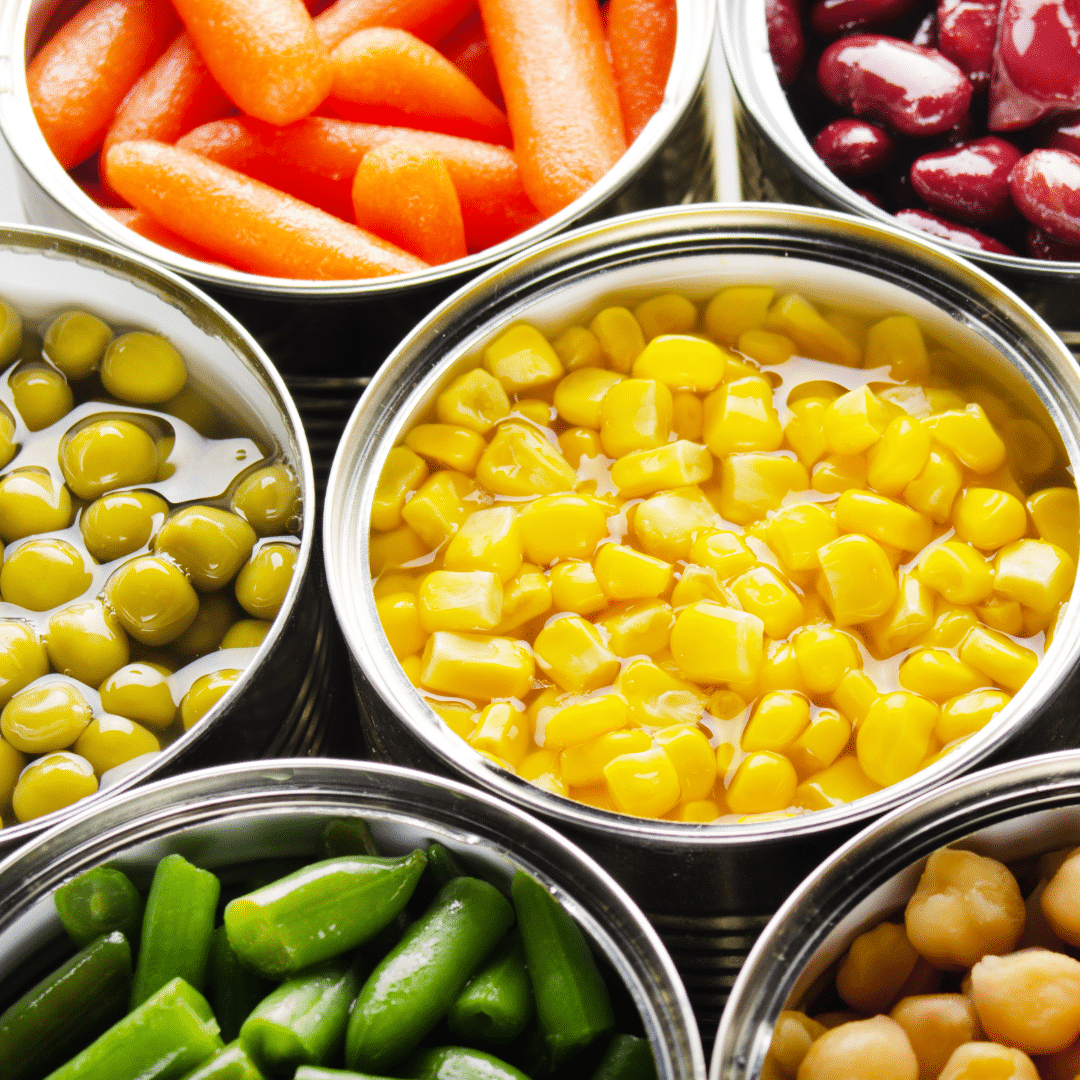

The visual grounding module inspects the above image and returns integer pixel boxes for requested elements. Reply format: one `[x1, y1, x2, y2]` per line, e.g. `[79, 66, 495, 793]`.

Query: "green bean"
[206, 926, 275, 1044]
[425, 843, 465, 889]
[589, 1035, 656, 1080]
[54, 867, 144, 948]
[295, 1070, 396, 1080]
[178, 1041, 265, 1080]
[447, 930, 533, 1045]
[405, 1046, 532, 1080]
[319, 819, 378, 858]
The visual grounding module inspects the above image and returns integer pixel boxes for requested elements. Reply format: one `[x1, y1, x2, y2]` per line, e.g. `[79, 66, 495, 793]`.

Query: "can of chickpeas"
[325, 202, 1080, 1040]
[0, 225, 334, 854]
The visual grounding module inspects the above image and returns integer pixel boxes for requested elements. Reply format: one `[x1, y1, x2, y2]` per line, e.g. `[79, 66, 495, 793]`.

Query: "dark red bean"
[810, 0, 923, 37]
[853, 187, 887, 207]
[818, 36, 973, 136]
[1047, 111, 1080, 156]
[895, 207, 1017, 252]
[1026, 223, 1080, 261]
[910, 136, 1022, 223]
[768, 0, 806, 88]
[1009, 148, 1080, 244]
[814, 118, 896, 178]
[911, 10, 938, 47]
[989, 1, 1080, 131]
[936, 0, 999, 93]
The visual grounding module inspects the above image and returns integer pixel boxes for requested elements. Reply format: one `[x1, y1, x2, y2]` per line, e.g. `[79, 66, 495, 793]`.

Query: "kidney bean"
[1026, 223, 1080, 260]
[1047, 111, 1080, 155]
[989, 1, 1080, 131]
[810, 0, 924, 36]
[814, 118, 896, 177]
[854, 187, 887, 207]
[936, 0, 1000, 93]
[1009, 147, 1080, 243]
[910, 136, 1022, 223]
[768, 0, 806, 87]
[818, 36, 973, 136]
[911, 10, 938, 46]
[896, 207, 1017, 252]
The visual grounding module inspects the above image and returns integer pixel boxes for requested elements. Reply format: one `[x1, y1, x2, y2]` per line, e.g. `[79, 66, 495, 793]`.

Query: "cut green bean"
[44, 976, 222, 1080]
[295, 1070, 397, 1080]
[0, 931, 131, 1080]
[589, 1035, 656, 1080]
[447, 930, 533, 1045]
[178, 1041, 266, 1080]
[320, 819, 378, 858]
[207, 926, 275, 1044]
[512, 872, 614, 1067]
[54, 867, 144, 948]
[425, 843, 465, 889]
[225, 851, 427, 979]
[405, 1046, 532, 1080]
[131, 854, 221, 1008]
[345, 876, 515, 1074]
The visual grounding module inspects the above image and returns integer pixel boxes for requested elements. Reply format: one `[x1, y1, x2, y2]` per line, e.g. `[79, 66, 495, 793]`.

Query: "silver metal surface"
[324, 202, 1080, 1033]
[711, 748, 1080, 1080]
[720, 0, 1080, 332]
[0, 758, 707, 1080]
[0, 225, 330, 852]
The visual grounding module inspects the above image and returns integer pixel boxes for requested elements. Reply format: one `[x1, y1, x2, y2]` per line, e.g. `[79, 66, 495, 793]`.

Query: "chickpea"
[836, 923, 921, 1015]
[890, 995, 981, 1080]
[1017, 881, 1070, 952]
[1034, 1037, 1080, 1080]
[797, 1017, 918, 1080]
[905, 849, 1025, 970]
[938, 1043, 1039, 1080]
[813, 1012, 867, 1030]
[769, 1011, 828, 1078]
[1041, 849, 1080, 947]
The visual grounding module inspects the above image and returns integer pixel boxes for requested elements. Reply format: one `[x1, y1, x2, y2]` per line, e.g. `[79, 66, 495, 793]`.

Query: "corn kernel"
[436, 368, 509, 433]
[671, 392, 704, 442]
[731, 565, 805, 640]
[714, 453, 810, 525]
[1004, 415, 1057, 482]
[836, 490, 932, 553]
[420, 632, 535, 700]
[738, 329, 795, 366]
[742, 690, 811, 751]
[537, 691, 629, 749]
[670, 602, 765, 684]
[793, 755, 879, 810]
[369, 524, 428, 574]
[994, 539, 1075, 614]
[866, 574, 935, 657]
[426, 698, 477, 740]
[725, 751, 798, 815]
[703, 376, 783, 457]
[372, 571, 419, 598]
[632, 335, 727, 391]
[867, 416, 931, 497]
[856, 691, 938, 786]
[484, 324, 564, 394]
[558, 427, 603, 468]
[598, 378, 673, 458]
[925, 387, 967, 413]
[708, 689, 749, 722]
[767, 504, 838, 573]
[635, 294, 698, 340]
[599, 600, 674, 657]
[560, 728, 651, 786]
[975, 597, 1024, 636]
[515, 400, 557, 427]
[518, 494, 607, 565]
[879, 383, 932, 417]
[572, 784, 616, 811]
[831, 669, 881, 726]
[916, 601, 978, 649]
[916, 541, 993, 605]
[716, 742, 737, 775]
[793, 625, 862, 694]
[865, 314, 928, 381]
[604, 747, 681, 817]
[823, 387, 891, 455]
[554, 368, 625, 428]
[633, 487, 720, 561]
[1028, 488, 1080, 563]
[404, 424, 486, 476]
[376, 592, 427, 659]
[927, 404, 1006, 474]
[418, 570, 503, 633]
[936, 688, 1011, 744]
[590, 307, 647, 374]
[947, 489, 1025, 554]
[553, 326, 604, 372]
[518, 748, 566, 796]
[469, 700, 529, 767]
[688, 530, 754, 580]
[595, 543, 673, 601]
[784, 397, 830, 468]
[902, 447, 963, 524]
[655, 724, 717, 801]
[549, 560, 607, 616]
[767, 293, 862, 366]
[372, 446, 429, 532]
[617, 658, 707, 726]
[671, 564, 728, 608]
[610, 440, 713, 498]
[705, 285, 775, 344]
[533, 615, 620, 693]
[678, 800, 721, 822]
[789, 708, 851, 775]
[444, 506, 523, 582]
[496, 564, 551, 633]
[401, 471, 477, 547]
[818, 534, 898, 625]
[811, 454, 868, 494]
[476, 423, 576, 497]
[898, 647, 987, 702]
[759, 640, 808, 696]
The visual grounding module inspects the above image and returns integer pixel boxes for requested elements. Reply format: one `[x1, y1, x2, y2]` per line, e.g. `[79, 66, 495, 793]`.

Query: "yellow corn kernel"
[866, 416, 932, 497]
[517, 494, 607, 566]
[372, 571, 419, 598]
[670, 601, 764, 684]
[672, 392, 704, 442]
[927, 404, 1006, 474]
[483, 324, 564, 394]
[709, 690, 748, 722]
[767, 293, 861, 366]
[635, 293, 698, 340]
[376, 592, 427, 659]
[759, 640, 807, 696]
[617, 658, 707, 727]
[958, 627, 1038, 694]
[654, 724, 717, 801]
[898, 648, 987, 702]
[915, 541, 993, 605]
[903, 447, 963, 524]
[634, 487, 720, 561]
[1028, 488, 1080, 563]
[549, 560, 607, 616]
[705, 285, 775, 344]
[512, 399, 555, 427]
[766, 504, 839, 573]
[594, 543, 673, 601]
[476, 423, 576, 497]
[400, 655, 423, 684]
[599, 600, 674, 657]
[560, 728, 651, 786]
[495, 564, 551, 633]
[793, 625, 861, 695]
[811, 454, 868, 494]
[793, 755, 880, 810]
[553, 368, 625, 428]
[469, 700, 529, 767]
[1004, 415, 1057, 482]
[731, 565, 805, 640]
[994, 539, 1075, 614]
[590, 307, 646, 373]
[571, 783, 616, 811]
[369, 524, 428, 574]
[916, 601, 978, 649]
[404, 424, 486, 476]
[436, 368, 511, 433]
[866, 574, 935, 657]
[789, 708, 851, 775]
[537, 691, 630, 749]
[533, 615, 619, 693]
[443, 506, 522, 583]
[951, 488, 1026, 552]
[715, 741, 737, 776]
[784, 397, 830, 468]
[670, 564, 728, 608]
[632, 335, 727, 391]
[713, 453, 809, 524]
[818, 534, 898, 626]
[687, 530, 753, 581]
[977, 463, 1026, 501]
[678, 800, 722, 822]
[925, 386, 967, 413]
[1027, 604, 1058, 640]
[823, 387, 891, 455]
[703, 376, 783, 457]
[598, 378, 673, 458]
[936, 688, 1011, 744]
[417, 570, 503, 633]
[553, 326, 604, 372]
[420, 632, 534, 700]
[836, 490, 932, 552]
[372, 446, 428, 532]
[725, 751, 798, 815]
[742, 691, 811, 751]
[427, 698, 477, 740]
[864, 314, 929, 381]
[518, 748, 566, 795]
[400, 470, 476, 548]
[975, 597, 1024, 636]
[831, 669, 881, 727]
[610, 441, 713, 499]
[604, 747, 681, 817]
[879, 383, 931, 417]
[856, 691, 938, 786]
[737, 329, 795, 367]
[558, 427, 603, 468]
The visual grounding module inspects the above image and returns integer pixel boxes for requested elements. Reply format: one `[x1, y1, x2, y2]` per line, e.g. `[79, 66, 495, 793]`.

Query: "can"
[0, 224, 332, 853]
[0, 758, 706, 1079]
[324, 202, 1080, 1037]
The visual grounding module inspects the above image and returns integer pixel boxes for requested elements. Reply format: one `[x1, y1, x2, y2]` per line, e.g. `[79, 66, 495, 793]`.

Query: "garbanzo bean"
[81, 490, 169, 563]
[938, 1043, 1039, 1080]
[835, 923, 922, 1015]
[1039, 848, 1080, 946]
[768, 1012, 828, 1079]
[890, 995, 980, 1080]
[43, 310, 112, 380]
[98, 662, 175, 731]
[10, 363, 73, 431]
[798, 1016, 918, 1080]
[100, 331, 187, 404]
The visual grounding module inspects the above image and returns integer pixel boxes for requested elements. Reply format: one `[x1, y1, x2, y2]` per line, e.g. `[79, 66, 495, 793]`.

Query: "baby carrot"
[477, 0, 626, 216]
[104, 140, 428, 279]
[607, 0, 676, 142]
[438, 10, 502, 108]
[352, 140, 467, 263]
[315, 0, 475, 50]
[169, 0, 333, 126]
[107, 208, 225, 263]
[329, 28, 510, 145]
[27, 0, 179, 168]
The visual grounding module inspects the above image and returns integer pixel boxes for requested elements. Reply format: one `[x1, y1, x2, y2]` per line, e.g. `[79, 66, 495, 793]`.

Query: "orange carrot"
[329, 27, 510, 145]
[104, 140, 428, 278]
[477, 0, 626, 217]
[178, 116, 542, 248]
[169, 0, 332, 126]
[352, 141, 466, 263]
[106, 207, 225, 261]
[315, 0, 474, 50]
[27, 0, 179, 168]
[438, 10, 501, 109]
[607, 0, 676, 142]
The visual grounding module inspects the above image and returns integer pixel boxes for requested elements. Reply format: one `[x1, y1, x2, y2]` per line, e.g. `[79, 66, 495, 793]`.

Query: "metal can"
[0, 758, 706, 1079]
[0, 224, 332, 853]
[324, 202, 1080, 1036]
